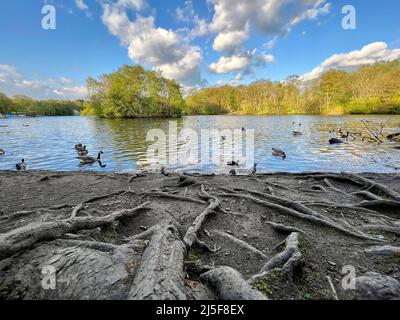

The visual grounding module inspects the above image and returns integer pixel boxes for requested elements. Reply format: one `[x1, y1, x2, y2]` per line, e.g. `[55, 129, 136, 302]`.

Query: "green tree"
[0, 92, 13, 117]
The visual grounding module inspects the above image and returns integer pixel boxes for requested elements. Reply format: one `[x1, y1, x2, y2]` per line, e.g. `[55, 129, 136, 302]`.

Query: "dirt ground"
[0, 170, 399, 300]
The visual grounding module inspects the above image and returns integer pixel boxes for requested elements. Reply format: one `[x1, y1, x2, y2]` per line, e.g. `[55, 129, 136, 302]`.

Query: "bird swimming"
[329, 138, 345, 145]
[77, 146, 88, 156]
[272, 148, 286, 159]
[227, 160, 239, 166]
[292, 123, 303, 136]
[16, 159, 26, 171]
[229, 169, 237, 176]
[0, 148, 5, 155]
[77, 151, 104, 164]
[251, 163, 257, 175]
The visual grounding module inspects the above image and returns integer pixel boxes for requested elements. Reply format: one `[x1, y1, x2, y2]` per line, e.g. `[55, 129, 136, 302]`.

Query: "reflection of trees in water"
[98, 118, 185, 168]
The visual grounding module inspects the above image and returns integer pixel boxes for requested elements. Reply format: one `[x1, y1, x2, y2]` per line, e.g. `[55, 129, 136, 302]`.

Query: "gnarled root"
[0, 202, 150, 260]
[251, 233, 302, 282]
[200, 266, 268, 300]
[128, 221, 187, 300]
[363, 245, 400, 257]
[355, 272, 400, 300]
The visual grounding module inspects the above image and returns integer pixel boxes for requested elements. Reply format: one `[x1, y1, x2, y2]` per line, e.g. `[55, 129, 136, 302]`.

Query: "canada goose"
[77, 146, 88, 156]
[387, 133, 400, 142]
[227, 160, 239, 166]
[0, 148, 5, 155]
[160, 167, 169, 176]
[229, 169, 237, 176]
[272, 148, 286, 159]
[251, 163, 257, 175]
[77, 151, 103, 164]
[329, 138, 345, 145]
[293, 123, 303, 136]
[16, 159, 26, 171]
[75, 143, 83, 151]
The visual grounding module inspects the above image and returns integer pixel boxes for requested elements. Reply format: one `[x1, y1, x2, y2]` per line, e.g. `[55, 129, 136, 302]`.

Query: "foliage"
[185, 61, 400, 115]
[0, 92, 13, 116]
[10, 95, 83, 116]
[82, 65, 184, 118]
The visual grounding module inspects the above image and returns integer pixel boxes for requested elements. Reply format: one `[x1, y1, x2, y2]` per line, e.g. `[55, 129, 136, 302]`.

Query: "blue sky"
[0, 0, 399, 99]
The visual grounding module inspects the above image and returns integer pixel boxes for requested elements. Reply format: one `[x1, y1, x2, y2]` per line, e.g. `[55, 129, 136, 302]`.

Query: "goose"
[242, 127, 246, 132]
[272, 148, 286, 159]
[292, 123, 303, 136]
[0, 148, 5, 155]
[16, 159, 26, 171]
[329, 138, 345, 145]
[77, 151, 103, 164]
[75, 143, 83, 151]
[77, 146, 88, 156]
[251, 163, 257, 175]
[229, 169, 237, 176]
[227, 160, 239, 166]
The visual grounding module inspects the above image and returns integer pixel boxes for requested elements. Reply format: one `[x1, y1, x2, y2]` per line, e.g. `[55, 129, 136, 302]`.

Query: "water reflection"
[0, 115, 399, 173]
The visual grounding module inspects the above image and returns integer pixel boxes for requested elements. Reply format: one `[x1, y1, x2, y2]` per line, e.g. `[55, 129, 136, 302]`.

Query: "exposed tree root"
[200, 267, 268, 300]
[352, 191, 382, 201]
[211, 230, 267, 259]
[356, 200, 400, 210]
[128, 221, 187, 300]
[265, 221, 309, 238]
[364, 245, 400, 257]
[362, 224, 400, 236]
[251, 233, 302, 282]
[135, 191, 207, 205]
[326, 276, 339, 300]
[0, 202, 150, 260]
[217, 192, 381, 242]
[355, 272, 400, 300]
[183, 185, 220, 248]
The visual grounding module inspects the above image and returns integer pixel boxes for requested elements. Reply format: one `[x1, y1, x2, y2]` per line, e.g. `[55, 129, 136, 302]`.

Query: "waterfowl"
[75, 143, 83, 151]
[292, 123, 303, 136]
[16, 159, 26, 171]
[272, 148, 286, 159]
[221, 136, 226, 141]
[229, 169, 237, 176]
[160, 167, 169, 176]
[329, 138, 345, 145]
[387, 133, 400, 142]
[77, 146, 88, 156]
[0, 148, 5, 155]
[251, 163, 257, 175]
[77, 151, 103, 164]
[227, 160, 239, 166]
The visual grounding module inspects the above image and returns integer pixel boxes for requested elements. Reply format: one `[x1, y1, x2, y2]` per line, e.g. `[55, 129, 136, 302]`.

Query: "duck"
[329, 138, 345, 145]
[0, 148, 5, 155]
[77, 151, 104, 165]
[229, 169, 237, 176]
[242, 127, 246, 132]
[75, 143, 84, 151]
[221, 136, 226, 141]
[16, 159, 26, 171]
[251, 163, 257, 175]
[272, 148, 286, 159]
[227, 160, 239, 166]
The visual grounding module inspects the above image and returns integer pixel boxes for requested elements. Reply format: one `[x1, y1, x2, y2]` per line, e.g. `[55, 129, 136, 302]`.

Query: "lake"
[0, 115, 400, 173]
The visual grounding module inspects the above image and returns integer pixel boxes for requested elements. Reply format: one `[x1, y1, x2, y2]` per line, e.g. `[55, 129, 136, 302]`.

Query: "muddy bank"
[0, 170, 400, 300]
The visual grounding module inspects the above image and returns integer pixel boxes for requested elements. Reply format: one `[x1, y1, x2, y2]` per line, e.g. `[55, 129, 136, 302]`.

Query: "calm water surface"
[0, 115, 399, 173]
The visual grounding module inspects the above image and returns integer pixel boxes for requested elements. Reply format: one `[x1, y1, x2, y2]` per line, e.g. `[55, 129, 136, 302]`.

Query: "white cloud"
[302, 42, 400, 81]
[209, 55, 251, 74]
[0, 64, 87, 100]
[75, 0, 88, 11]
[208, 0, 331, 53]
[209, 50, 274, 75]
[213, 27, 249, 53]
[101, 0, 203, 86]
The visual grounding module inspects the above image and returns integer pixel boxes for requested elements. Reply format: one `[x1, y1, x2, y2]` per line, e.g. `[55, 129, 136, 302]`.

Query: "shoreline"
[1, 171, 399, 300]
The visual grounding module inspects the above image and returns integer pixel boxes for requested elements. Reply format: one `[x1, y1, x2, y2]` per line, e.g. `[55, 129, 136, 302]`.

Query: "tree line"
[81, 65, 185, 118]
[184, 61, 400, 115]
[0, 93, 83, 117]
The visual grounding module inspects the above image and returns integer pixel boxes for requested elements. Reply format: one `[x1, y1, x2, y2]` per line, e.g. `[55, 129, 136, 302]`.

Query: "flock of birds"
[0, 122, 360, 173]
[0, 144, 106, 171]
